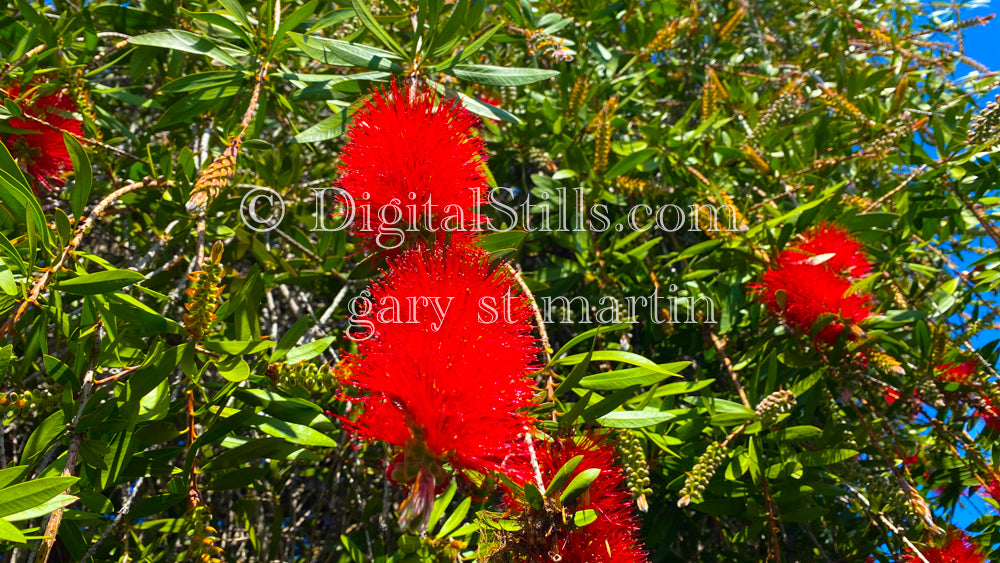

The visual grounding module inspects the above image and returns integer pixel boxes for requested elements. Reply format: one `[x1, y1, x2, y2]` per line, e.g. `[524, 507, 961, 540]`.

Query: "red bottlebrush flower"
[979, 477, 1000, 507]
[903, 531, 987, 563]
[936, 362, 977, 385]
[778, 223, 873, 278]
[885, 387, 900, 405]
[340, 243, 540, 485]
[753, 260, 872, 344]
[977, 396, 1000, 432]
[501, 433, 647, 563]
[336, 82, 488, 254]
[2, 84, 83, 193]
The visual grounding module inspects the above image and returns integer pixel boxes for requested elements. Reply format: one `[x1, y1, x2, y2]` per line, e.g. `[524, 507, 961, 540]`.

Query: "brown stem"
[0, 45, 46, 82]
[703, 328, 751, 409]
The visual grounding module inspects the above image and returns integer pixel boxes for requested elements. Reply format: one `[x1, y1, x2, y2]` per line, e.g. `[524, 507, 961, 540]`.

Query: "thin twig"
[703, 328, 751, 409]
[80, 477, 145, 563]
[2, 176, 169, 337]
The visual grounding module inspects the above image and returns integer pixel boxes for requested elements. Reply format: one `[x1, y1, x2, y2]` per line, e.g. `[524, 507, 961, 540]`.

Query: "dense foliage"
[1, 0, 1000, 561]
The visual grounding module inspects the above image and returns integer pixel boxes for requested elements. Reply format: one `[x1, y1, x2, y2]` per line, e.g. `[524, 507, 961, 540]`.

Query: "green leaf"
[179, 9, 253, 46]
[447, 64, 559, 86]
[248, 414, 337, 447]
[269, 316, 314, 363]
[0, 257, 15, 296]
[554, 349, 593, 397]
[603, 148, 658, 181]
[579, 366, 676, 390]
[218, 0, 253, 30]
[58, 269, 145, 295]
[0, 466, 29, 490]
[427, 481, 457, 532]
[19, 410, 66, 466]
[0, 345, 12, 378]
[597, 409, 676, 428]
[797, 449, 858, 467]
[294, 110, 349, 143]
[4, 494, 77, 522]
[284, 336, 335, 364]
[288, 32, 401, 71]
[0, 519, 25, 543]
[549, 323, 633, 364]
[199, 340, 275, 356]
[349, 0, 405, 55]
[160, 71, 246, 93]
[437, 23, 501, 67]
[573, 508, 598, 527]
[0, 477, 78, 519]
[451, 89, 519, 123]
[436, 497, 471, 538]
[771, 426, 823, 443]
[63, 134, 92, 219]
[544, 455, 584, 498]
[524, 483, 544, 511]
[560, 468, 600, 505]
[216, 356, 250, 382]
[648, 379, 715, 397]
[477, 231, 528, 254]
[130, 30, 245, 68]
[272, 0, 318, 50]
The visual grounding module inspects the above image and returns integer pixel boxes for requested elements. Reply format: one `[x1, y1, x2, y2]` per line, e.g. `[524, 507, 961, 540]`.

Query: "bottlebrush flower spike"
[778, 223, 873, 278]
[753, 260, 872, 344]
[336, 81, 488, 253]
[936, 362, 977, 385]
[339, 243, 540, 527]
[1, 84, 83, 193]
[499, 433, 648, 563]
[902, 531, 987, 563]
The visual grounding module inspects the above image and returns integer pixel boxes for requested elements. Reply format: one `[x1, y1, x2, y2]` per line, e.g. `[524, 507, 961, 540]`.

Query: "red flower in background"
[778, 223, 873, 278]
[754, 260, 872, 344]
[336, 82, 488, 253]
[753, 223, 875, 345]
[936, 362, 977, 385]
[979, 477, 1000, 506]
[977, 396, 1000, 433]
[902, 531, 987, 563]
[2, 84, 83, 193]
[340, 243, 540, 484]
[504, 433, 647, 563]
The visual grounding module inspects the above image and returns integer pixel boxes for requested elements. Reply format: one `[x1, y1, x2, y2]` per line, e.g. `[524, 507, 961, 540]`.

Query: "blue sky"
[924, 2, 1000, 531]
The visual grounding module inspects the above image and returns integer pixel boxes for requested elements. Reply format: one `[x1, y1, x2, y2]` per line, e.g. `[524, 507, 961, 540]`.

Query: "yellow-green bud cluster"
[187, 504, 224, 563]
[916, 377, 944, 407]
[678, 442, 726, 507]
[184, 243, 225, 342]
[755, 390, 796, 428]
[269, 362, 337, 393]
[616, 432, 652, 512]
[0, 388, 61, 418]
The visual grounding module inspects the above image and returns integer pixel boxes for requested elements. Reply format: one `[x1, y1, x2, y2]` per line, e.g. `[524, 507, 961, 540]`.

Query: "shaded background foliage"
[1, 0, 1000, 561]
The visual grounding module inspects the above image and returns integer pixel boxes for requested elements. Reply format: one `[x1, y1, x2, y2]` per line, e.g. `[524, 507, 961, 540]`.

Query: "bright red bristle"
[2, 83, 83, 193]
[336, 81, 488, 253]
[504, 433, 648, 563]
[340, 242, 541, 482]
[778, 223, 873, 278]
[753, 260, 872, 344]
